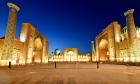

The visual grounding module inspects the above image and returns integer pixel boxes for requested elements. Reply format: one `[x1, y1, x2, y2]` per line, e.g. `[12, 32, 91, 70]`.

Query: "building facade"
[92, 9, 140, 62]
[49, 48, 90, 62]
[0, 3, 48, 66]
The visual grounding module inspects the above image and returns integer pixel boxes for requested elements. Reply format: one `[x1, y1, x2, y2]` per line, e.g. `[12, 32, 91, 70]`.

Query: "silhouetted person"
[55, 62, 56, 68]
[97, 61, 99, 69]
[32, 57, 35, 64]
[8, 61, 11, 69]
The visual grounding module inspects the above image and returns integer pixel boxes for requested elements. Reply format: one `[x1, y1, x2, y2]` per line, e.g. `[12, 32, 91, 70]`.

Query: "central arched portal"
[67, 50, 75, 61]
[32, 38, 43, 63]
[99, 39, 109, 61]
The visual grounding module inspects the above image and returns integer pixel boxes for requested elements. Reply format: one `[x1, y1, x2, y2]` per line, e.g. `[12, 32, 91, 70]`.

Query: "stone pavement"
[0, 62, 140, 84]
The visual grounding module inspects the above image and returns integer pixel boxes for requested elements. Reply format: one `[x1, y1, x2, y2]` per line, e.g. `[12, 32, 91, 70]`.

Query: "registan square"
[0, 1, 140, 84]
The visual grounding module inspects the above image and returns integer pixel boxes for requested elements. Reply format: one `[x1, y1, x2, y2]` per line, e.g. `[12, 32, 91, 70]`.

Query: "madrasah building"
[0, 3, 49, 66]
[49, 48, 91, 62]
[92, 9, 140, 63]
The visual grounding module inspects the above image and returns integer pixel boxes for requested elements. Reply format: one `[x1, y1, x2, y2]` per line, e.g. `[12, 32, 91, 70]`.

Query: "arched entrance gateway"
[99, 36, 109, 61]
[67, 50, 75, 61]
[33, 38, 43, 63]
[94, 22, 121, 62]
[64, 48, 78, 61]
[20, 23, 48, 64]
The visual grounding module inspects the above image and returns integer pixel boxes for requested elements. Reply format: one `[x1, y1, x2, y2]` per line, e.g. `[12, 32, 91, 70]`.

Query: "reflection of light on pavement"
[124, 72, 135, 75]
[0, 71, 10, 84]
[26, 72, 37, 74]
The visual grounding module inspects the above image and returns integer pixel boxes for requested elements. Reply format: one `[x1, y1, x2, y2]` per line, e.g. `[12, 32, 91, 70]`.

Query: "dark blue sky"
[0, 0, 140, 57]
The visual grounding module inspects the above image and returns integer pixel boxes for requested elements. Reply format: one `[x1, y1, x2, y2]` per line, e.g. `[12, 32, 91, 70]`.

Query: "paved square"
[0, 62, 140, 84]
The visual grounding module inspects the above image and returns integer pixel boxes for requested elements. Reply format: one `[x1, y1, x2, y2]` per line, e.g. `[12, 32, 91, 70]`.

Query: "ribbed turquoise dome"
[54, 48, 60, 54]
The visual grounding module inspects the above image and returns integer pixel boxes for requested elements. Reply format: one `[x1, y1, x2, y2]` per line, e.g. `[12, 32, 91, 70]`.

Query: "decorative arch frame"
[20, 23, 48, 64]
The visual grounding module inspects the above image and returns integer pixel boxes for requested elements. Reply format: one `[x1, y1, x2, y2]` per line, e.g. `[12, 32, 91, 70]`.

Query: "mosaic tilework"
[125, 9, 137, 62]
[1, 6, 19, 60]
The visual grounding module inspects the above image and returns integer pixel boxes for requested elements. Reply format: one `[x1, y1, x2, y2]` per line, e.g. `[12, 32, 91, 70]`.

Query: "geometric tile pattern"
[34, 30, 44, 44]
[1, 5, 19, 60]
[109, 25, 115, 58]
[20, 24, 28, 42]
[124, 9, 137, 62]
[0, 39, 4, 51]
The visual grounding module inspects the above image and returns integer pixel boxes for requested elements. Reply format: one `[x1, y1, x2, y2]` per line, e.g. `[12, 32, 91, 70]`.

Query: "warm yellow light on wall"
[68, 51, 74, 54]
[20, 36, 26, 42]
[107, 51, 109, 55]
[119, 58, 123, 62]
[136, 31, 140, 38]
[121, 35, 124, 41]
[27, 58, 31, 63]
[110, 57, 115, 61]
[35, 60, 41, 62]
[124, 56, 129, 62]
[130, 57, 135, 62]
[115, 34, 120, 42]
[0, 60, 15, 66]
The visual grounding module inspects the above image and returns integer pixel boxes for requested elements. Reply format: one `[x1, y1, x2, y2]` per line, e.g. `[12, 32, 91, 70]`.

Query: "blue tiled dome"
[54, 48, 60, 54]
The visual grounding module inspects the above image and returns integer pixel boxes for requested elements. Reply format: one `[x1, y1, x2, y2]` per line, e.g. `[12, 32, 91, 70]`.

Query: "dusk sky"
[0, 0, 140, 57]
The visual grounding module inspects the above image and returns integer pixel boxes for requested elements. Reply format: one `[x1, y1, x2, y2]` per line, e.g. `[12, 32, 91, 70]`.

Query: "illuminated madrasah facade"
[49, 48, 91, 62]
[92, 9, 140, 63]
[0, 3, 48, 66]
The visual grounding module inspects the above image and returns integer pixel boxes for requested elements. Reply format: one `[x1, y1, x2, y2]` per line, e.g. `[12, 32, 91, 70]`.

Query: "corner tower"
[1, 3, 20, 60]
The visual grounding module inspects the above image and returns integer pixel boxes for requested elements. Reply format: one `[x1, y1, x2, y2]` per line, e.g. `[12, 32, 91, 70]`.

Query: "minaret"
[124, 9, 136, 62]
[1, 3, 20, 60]
[91, 41, 96, 61]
